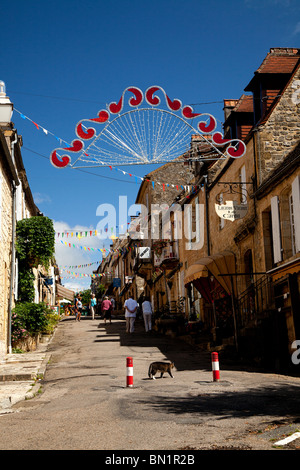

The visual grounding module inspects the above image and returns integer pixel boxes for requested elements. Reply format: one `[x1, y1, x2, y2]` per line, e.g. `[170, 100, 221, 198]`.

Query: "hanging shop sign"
[215, 201, 248, 221]
[138, 246, 151, 259]
[113, 278, 121, 287]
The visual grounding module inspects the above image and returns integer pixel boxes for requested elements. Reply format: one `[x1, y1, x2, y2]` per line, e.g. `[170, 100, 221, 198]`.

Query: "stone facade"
[255, 65, 300, 185]
[0, 146, 15, 356]
[0, 122, 57, 355]
[95, 48, 300, 372]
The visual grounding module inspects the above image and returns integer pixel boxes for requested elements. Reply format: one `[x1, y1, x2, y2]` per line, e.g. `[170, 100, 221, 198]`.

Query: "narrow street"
[0, 315, 300, 451]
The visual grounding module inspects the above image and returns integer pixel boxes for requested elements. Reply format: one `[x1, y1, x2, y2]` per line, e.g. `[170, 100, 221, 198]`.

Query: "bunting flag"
[63, 271, 107, 278]
[56, 230, 98, 239]
[57, 261, 101, 269]
[15, 108, 69, 146]
[14, 107, 197, 192]
[56, 239, 143, 254]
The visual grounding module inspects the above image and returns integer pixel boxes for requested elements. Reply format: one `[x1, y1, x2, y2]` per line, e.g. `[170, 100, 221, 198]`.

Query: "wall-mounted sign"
[215, 200, 248, 221]
[113, 277, 121, 287]
[139, 246, 151, 259]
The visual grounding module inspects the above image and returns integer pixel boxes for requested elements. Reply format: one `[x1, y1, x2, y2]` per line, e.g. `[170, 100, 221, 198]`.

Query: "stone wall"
[257, 65, 300, 185]
[0, 160, 13, 357]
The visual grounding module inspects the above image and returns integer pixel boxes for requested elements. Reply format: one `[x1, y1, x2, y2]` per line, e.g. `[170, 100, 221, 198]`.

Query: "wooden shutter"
[292, 175, 300, 253]
[271, 196, 282, 263]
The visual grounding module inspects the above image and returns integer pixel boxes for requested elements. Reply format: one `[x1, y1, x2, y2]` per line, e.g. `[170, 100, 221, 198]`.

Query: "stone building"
[0, 82, 57, 355]
[181, 47, 300, 370]
[91, 48, 299, 372]
[132, 159, 194, 313]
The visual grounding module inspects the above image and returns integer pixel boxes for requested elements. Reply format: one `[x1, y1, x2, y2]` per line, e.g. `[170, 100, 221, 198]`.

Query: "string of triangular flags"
[55, 226, 131, 238]
[56, 239, 143, 254]
[14, 107, 195, 191]
[56, 229, 98, 239]
[61, 271, 108, 279]
[58, 261, 101, 269]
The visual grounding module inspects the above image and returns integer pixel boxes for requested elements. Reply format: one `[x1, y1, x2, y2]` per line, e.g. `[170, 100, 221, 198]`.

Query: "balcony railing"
[237, 275, 275, 329]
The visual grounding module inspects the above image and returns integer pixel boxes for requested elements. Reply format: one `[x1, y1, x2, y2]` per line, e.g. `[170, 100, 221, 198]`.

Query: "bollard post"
[211, 352, 220, 382]
[126, 357, 133, 387]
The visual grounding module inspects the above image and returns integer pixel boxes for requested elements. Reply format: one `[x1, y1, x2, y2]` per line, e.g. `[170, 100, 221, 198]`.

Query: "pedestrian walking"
[101, 296, 112, 325]
[74, 294, 79, 320]
[76, 296, 83, 321]
[90, 293, 97, 320]
[124, 294, 138, 333]
[142, 296, 152, 332]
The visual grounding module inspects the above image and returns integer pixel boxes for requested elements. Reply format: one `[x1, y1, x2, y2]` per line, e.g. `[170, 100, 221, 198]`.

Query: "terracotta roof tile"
[233, 94, 253, 113]
[257, 55, 299, 74]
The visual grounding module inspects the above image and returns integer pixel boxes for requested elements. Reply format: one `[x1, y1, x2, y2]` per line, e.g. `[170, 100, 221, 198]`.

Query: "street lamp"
[0, 81, 13, 123]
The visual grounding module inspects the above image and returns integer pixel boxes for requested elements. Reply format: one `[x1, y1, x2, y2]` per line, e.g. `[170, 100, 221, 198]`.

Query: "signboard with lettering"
[138, 246, 151, 259]
[215, 200, 248, 221]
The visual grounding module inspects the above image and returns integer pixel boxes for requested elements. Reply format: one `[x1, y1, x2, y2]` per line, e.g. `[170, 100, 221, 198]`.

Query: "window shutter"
[292, 175, 300, 253]
[271, 196, 282, 263]
[0, 173, 2, 236]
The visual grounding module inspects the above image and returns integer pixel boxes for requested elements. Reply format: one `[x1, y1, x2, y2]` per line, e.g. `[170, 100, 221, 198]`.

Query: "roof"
[232, 94, 253, 113]
[245, 47, 300, 91]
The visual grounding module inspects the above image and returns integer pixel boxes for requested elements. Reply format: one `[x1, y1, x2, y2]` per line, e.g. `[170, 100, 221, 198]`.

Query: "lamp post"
[0, 81, 13, 123]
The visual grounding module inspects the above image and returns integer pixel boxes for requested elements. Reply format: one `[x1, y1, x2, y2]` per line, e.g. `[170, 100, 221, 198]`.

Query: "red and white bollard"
[126, 357, 133, 388]
[211, 352, 220, 382]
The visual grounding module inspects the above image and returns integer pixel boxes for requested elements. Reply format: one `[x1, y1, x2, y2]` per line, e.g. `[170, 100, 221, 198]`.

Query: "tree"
[16, 216, 55, 302]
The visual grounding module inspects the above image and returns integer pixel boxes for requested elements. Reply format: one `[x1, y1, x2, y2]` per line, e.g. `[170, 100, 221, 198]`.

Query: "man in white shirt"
[142, 297, 153, 332]
[124, 295, 138, 333]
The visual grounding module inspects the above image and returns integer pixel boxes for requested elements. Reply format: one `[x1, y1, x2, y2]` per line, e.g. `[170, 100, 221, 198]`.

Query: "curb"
[0, 336, 54, 411]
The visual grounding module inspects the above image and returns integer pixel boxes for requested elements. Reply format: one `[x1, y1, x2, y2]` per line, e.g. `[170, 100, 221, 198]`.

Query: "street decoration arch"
[50, 86, 246, 169]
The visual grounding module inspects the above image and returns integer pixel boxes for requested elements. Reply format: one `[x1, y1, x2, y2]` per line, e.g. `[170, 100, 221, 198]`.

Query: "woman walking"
[90, 293, 97, 320]
[101, 296, 112, 325]
[76, 296, 83, 321]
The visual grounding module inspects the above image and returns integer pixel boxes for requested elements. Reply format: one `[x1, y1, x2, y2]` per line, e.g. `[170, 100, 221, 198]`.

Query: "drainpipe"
[204, 175, 210, 256]
[8, 133, 18, 354]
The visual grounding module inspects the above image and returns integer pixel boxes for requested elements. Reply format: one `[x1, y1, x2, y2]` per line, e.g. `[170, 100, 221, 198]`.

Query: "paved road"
[0, 315, 299, 451]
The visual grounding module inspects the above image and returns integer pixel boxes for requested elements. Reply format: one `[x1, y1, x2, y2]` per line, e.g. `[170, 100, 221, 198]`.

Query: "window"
[262, 209, 274, 271]
[292, 175, 300, 253]
[271, 196, 282, 264]
[289, 194, 296, 256]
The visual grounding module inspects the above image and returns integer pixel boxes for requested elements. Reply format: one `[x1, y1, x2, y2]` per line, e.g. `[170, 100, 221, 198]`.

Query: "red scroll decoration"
[212, 132, 246, 158]
[145, 86, 182, 111]
[50, 140, 83, 169]
[182, 105, 217, 133]
[50, 85, 247, 168]
[108, 87, 143, 114]
[76, 110, 109, 140]
[182, 105, 202, 119]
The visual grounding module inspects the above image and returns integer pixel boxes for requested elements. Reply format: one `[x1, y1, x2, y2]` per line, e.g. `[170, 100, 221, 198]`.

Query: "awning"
[184, 251, 236, 296]
[56, 284, 75, 302]
[267, 257, 300, 282]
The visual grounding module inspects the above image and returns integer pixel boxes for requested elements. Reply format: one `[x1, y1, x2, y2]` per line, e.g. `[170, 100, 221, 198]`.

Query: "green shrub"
[12, 302, 59, 343]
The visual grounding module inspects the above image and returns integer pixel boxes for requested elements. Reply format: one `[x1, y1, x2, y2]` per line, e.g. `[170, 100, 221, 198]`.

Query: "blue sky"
[1, 0, 299, 291]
